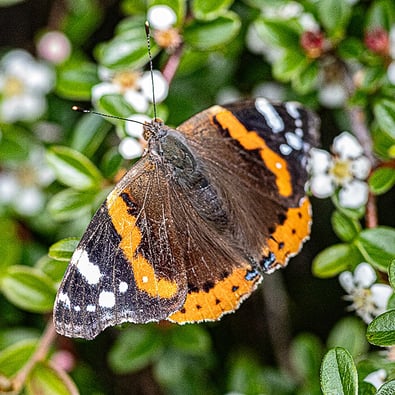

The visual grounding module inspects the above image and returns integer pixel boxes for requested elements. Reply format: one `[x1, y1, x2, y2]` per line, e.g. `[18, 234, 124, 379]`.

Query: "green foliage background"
[0, 0, 395, 394]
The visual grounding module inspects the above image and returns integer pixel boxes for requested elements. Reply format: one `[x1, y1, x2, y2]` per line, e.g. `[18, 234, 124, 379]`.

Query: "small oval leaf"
[320, 347, 358, 395]
[367, 310, 395, 346]
[48, 238, 79, 262]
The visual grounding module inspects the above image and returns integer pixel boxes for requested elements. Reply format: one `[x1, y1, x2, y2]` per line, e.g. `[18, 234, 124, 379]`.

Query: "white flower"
[0, 147, 55, 216]
[309, 132, 371, 208]
[119, 113, 151, 160]
[37, 31, 71, 64]
[0, 49, 55, 123]
[339, 263, 392, 324]
[318, 82, 348, 108]
[92, 68, 168, 113]
[147, 5, 177, 31]
[364, 369, 387, 389]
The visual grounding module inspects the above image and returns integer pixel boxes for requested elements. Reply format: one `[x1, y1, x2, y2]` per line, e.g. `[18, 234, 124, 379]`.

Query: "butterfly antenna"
[72, 106, 146, 126]
[145, 21, 157, 120]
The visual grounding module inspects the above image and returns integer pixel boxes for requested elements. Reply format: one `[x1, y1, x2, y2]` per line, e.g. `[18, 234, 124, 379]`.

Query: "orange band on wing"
[214, 109, 292, 197]
[266, 197, 311, 266]
[168, 266, 261, 323]
[107, 191, 178, 299]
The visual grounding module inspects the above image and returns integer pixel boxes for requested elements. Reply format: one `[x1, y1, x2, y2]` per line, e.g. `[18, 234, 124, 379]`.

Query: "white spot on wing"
[285, 101, 301, 119]
[74, 305, 81, 312]
[255, 97, 284, 133]
[295, 127, 303, 137]
[142, 276, 149, 283]
[119, 281, 128, 293]
[87, 304, 96, 312]
[73, 248, 102, 285]
[275, 162, 282, 169]
[280, 144, 292, 155]
[295, 119, 303, 128]
[285, 132, 303, 150]
[99, 291, 115, 308]
[58, 292, 71, 308]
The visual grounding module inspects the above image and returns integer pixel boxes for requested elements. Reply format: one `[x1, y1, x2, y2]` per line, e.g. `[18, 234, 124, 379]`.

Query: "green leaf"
[70, 114, 112, 157]
[376, 380, 395, 394]
[372, 126, 395, 160]
[108, 326, 163, 374]
[355, 227, 395, 271]
[26, 361, 79, 395]
[0, 266, 56, 313]
[373, 99, 395, 140]
[369, 167, 395, 195]
[338, 38, 365, 59]
[170, 325, 211, 355]
[320, 347, 358, 395]
[192, 0, 234, 21]
[0, 339, 37, 378]
[389, 259, 395, 289]
[46, 146, 103, 191]
[327, 317, 368, 358]
[367, 310, 395, 346]
[36, 256, 68, 284]
[100, 147, 124, 179]
[366, 0, 395, 31]
[254, 17, 301, 50]
[0, 218, 22, 274]
[290, 334, 323, 381]
[184, 12, 241, 50]
[48, 189, 97, 222]
[97, 94, 135, 118]
[56, 61, 99, 100]
[317, 0, 352, 39]
[95, 17, 157, 69]
[332, 193, 365, 220]
[48, 238, 79, 262]
[0, 124, 31, 162]
[291, 61, 319, 95]
[312, 243, 362, 278]
[272, 50, 308, 83]
[331, 211, 361, 242]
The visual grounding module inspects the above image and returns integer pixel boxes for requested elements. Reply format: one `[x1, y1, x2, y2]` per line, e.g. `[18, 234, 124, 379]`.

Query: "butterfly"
[54, 97, 319, 339]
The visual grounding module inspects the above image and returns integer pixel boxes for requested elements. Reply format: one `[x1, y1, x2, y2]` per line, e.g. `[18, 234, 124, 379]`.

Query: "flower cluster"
[339, 263, 392, 324]
[308, 132, 371, 208]
[0, 50, 55, 123]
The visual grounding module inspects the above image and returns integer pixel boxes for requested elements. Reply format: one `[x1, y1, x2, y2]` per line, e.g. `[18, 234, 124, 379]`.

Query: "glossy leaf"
[48, 189, 96, 222]
[374, 99, 395, 140]
[272, 50, 308, 83]
[331, 211, 361, 242]
[376, 380, 395, 394]
[388, 259, 395, 289]
[26, 361, 79, 395]
[355, 227, 395, 271]
[170, 325, 211, 355]
[320, 347, 358, 395]
[0, 218, 22, 274]
[312, 243, 362, 278]
[108, 326, 163, 374]
[184, 12, 241, 50]
[365, 0, 395, 31]
[327, 317, 368, 358]
[48, 238, 79, 262]
[317, 0, 352, 39]
[46, 146, 103, 191]
[97, 94, 136, 118]
[290, 333, 323, 381]
[70, 114, 112, 157]
[0, 339, 37, 378]
[56, 61, 98, 100]
[192, 0, 234, 21]
[369, 167, 395, 195]
[36, 256, 68, 284]
[367, 310, 395, 346]
[0, 266, 56, 313]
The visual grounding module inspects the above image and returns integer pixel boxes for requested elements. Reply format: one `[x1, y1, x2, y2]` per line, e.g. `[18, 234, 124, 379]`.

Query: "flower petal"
[364, 369, 387, 390]
[371, 284, 393, 309]
[118, 137, 143, 160]
[147, 5, 177, 30]
[124, 90, 149, 113]
[354, 262, 376, 288]
[309, 148, 332, 174]
[125, 114, 151, 137]
[333, 132, 363, 159]
[310, 174, 335, 198]
[140, 70, 169, 103]
[352, 156, 371, 179]
[338, 179, 369, 208]
[339, 271, 355, 293]
[91, 82, 120, 102]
